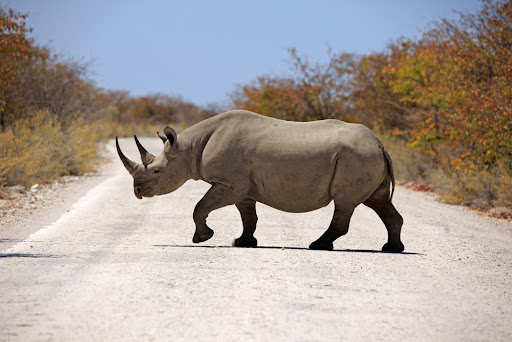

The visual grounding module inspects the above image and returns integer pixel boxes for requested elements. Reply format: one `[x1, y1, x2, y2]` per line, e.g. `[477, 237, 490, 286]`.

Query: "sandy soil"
[1, 138, 511, 341]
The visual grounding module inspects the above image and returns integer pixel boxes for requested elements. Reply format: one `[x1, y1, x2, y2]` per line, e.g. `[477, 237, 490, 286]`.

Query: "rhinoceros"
[116, 110, 404, 252]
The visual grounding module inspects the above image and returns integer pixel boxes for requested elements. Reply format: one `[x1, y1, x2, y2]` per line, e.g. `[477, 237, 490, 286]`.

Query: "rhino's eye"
[154, 170, 160, 174]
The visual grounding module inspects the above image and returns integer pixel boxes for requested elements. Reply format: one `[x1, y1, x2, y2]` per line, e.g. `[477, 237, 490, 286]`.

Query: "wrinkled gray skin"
[117, 110, 404, 252]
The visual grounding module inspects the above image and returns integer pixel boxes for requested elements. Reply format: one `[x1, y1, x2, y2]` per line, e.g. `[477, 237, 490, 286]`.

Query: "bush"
[376, 131, 436, 185]
[0, 109, 101, 187]
[435, 159, 512, 209]
[378, 130, 512, 210]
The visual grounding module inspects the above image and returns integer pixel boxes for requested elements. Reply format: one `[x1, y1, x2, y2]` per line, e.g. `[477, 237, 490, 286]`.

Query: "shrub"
[0, 109, 101, 187]
[376, 131, 436, 185]
[435, 159, 512, 209]
[378, 130, 512, 210]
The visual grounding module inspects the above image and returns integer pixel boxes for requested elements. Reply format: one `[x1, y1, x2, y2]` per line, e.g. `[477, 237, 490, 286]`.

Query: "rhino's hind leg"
[232, 199, 258, 247]
[364, 184, 404, 252]
[192, 183, 243, 244]
[309, 203, 355, 251]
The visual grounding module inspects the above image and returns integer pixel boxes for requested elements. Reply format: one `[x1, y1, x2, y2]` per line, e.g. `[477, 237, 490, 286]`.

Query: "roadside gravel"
[0, 149, 116, 251]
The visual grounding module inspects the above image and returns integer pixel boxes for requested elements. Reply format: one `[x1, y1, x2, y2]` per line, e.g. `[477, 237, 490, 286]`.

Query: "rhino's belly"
[249, 173, 334, 213]
[257, 194, 332, 213]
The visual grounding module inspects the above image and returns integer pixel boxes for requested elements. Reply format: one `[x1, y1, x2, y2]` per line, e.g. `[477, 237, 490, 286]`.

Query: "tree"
[387, 0, 512, 169]
[0, 7, 36, 129]
[232, 48, 358, 122]
[350, 40, 417, 132]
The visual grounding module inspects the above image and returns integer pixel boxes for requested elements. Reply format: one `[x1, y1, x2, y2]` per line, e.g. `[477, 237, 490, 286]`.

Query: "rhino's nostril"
[135, 186, 143, 197]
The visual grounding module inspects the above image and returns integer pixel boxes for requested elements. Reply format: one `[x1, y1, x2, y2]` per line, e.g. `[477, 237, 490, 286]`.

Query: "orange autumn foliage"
[233, 0, 511, 171]
[0, 8, 36, 129]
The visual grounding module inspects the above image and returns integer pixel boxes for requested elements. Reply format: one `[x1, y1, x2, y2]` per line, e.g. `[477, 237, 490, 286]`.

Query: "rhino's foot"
[192, 227, 214, 243]
[309, 240, 334, 251]
[382, 241, 404, 253]
[232, 236, 258, 247]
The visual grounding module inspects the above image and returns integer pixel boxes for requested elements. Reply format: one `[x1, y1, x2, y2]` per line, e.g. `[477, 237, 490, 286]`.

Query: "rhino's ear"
[164, 126, 177, 147]
[163, 126, 178, 156]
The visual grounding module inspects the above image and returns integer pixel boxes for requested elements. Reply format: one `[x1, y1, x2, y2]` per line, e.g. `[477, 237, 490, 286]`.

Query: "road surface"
[1, 138, 511, 341]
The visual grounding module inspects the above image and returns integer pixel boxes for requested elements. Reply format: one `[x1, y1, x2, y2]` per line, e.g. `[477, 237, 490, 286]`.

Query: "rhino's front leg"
[233, 199, 258, 247]
[192, 183, 243, 243]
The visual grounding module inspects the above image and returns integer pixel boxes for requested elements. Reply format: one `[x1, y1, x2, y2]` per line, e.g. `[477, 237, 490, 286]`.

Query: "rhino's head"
[116, 126, 189, 199]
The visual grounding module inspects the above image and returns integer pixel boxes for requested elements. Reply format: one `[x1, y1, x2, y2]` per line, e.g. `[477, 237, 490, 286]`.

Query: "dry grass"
[434, 160, 512, 210]
[99, 118, 187, 139]
[100, 119, 160, 138]
[377, 131, 436, 185]
[378, 131, 512, 211]
[0, 109, 102, 188]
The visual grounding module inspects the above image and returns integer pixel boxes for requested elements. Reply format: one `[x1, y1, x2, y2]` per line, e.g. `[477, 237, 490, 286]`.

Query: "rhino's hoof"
[309, 240, 333, 251]
[382, 241, 405, 253]
[232, 237, 258, 247]
[192, 228, 214, 243]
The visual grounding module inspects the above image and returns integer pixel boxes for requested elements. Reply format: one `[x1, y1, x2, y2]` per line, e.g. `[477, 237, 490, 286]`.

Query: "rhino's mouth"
[134, 189, 155, 199]
[134, 181, 157, 199]
[134, 186, 144, 199]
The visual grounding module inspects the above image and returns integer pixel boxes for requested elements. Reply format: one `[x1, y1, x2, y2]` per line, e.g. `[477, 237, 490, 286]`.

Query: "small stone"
[6, 185, 25, 193]
[31, 184, 40, 192]
[490, 207, 512, 218]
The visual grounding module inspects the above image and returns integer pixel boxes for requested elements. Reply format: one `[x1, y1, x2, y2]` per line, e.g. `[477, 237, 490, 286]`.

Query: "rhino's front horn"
[116, 137, 139, 174]
[134, 135, 155, 166]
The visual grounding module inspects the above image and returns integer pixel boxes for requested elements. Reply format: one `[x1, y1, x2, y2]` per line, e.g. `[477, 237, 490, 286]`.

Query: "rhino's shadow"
[153, 244, 421, 255]
[0, 253, 60, 258]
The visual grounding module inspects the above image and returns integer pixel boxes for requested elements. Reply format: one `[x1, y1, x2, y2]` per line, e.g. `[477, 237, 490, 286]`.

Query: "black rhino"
[116, 110, 404, 252]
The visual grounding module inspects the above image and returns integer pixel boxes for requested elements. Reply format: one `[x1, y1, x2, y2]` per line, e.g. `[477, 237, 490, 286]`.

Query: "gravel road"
[1, 138, 511, 341]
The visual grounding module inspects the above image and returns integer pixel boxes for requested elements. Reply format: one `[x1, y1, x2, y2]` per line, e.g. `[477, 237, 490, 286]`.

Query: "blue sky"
[10, 0, 482, 106]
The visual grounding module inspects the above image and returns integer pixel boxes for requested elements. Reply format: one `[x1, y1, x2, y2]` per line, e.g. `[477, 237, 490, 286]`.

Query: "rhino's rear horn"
[116, 137, 139, 174]
[157, 131, 167, 143]
[134, 135, 155, 166]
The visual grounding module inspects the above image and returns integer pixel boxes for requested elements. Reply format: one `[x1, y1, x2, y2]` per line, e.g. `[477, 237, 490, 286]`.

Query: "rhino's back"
[203, 110, 379, 161]
[199, 110, 369, 147]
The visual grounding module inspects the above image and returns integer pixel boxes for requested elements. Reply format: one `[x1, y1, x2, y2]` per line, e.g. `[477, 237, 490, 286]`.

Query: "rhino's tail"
[382, 147, 395, 201]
